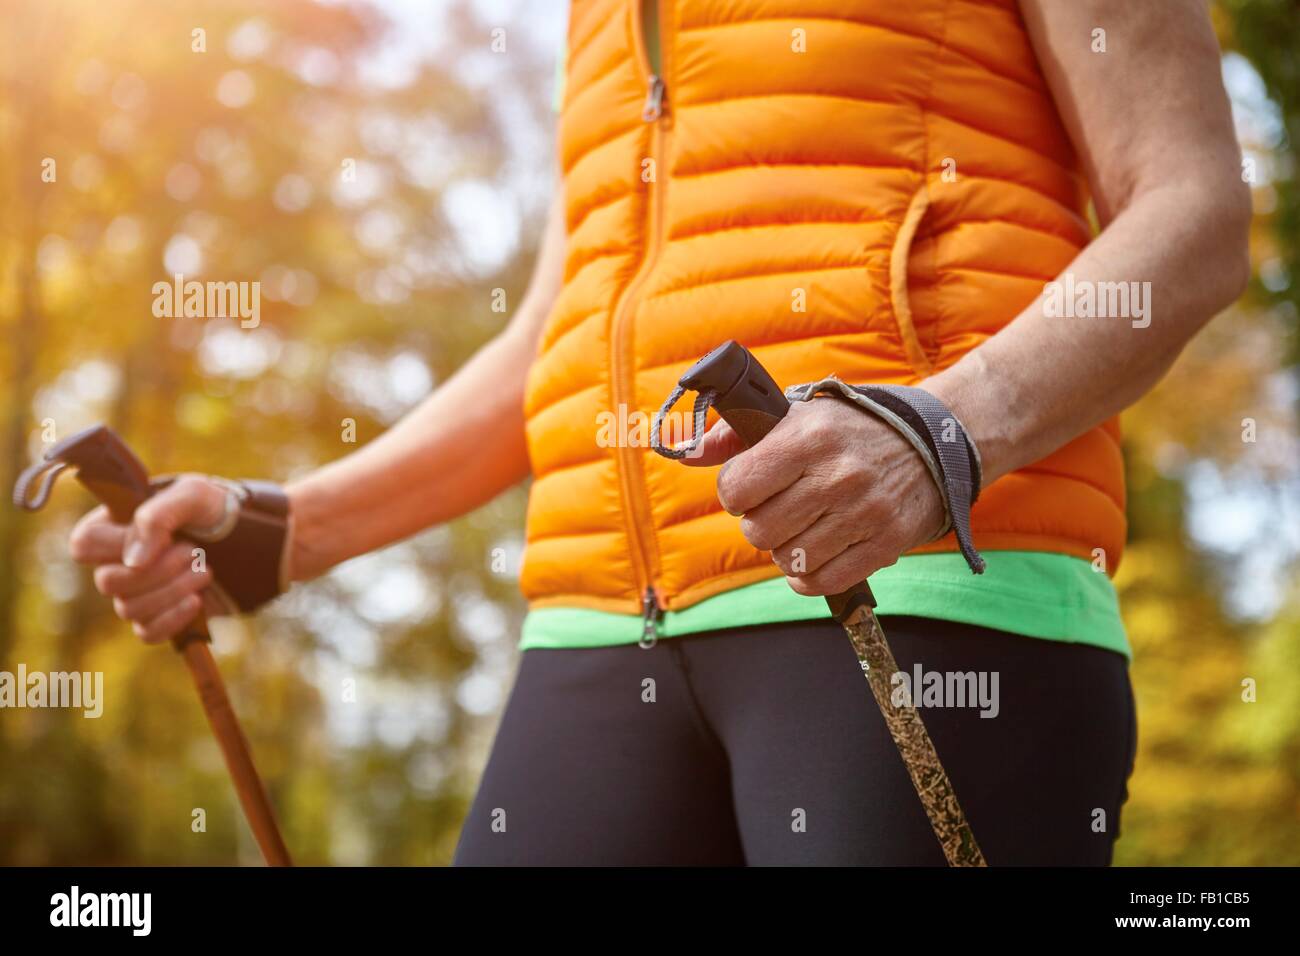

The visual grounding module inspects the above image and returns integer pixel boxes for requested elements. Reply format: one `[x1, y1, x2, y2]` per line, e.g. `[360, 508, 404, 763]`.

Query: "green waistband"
[520, 551, 1130, 659]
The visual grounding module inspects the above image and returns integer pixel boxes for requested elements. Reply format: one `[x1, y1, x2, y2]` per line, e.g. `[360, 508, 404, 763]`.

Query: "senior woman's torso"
[520, 0, 1124, 619]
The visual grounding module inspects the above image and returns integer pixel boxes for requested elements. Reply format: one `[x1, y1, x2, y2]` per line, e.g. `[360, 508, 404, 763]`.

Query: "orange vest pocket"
[889, 186, 933, 378]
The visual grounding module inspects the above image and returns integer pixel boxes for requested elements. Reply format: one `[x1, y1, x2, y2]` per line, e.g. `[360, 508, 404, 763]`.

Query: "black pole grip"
[678, 341, 877, 622]
[680, 340, 790, 445]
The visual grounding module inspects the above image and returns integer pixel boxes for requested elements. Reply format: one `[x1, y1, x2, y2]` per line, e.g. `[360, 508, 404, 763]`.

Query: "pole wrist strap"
[786, 378, 986, 575]
[154, 476, 292, 613]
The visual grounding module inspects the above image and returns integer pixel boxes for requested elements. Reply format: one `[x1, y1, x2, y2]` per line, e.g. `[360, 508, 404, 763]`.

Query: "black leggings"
[453, 616, 1137, 866]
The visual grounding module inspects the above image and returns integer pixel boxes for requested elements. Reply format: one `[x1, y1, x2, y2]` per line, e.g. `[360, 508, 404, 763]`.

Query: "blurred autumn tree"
[0, 0, 551, 864]
[0, 0, 1296, 866]
[1110, 1, 1300, 864]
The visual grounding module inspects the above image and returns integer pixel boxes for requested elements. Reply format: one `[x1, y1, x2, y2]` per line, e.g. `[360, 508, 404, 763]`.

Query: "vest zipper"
[642, 74, 665, 121]
[638, 587, 663, 649]
[608, 1, 670, 616]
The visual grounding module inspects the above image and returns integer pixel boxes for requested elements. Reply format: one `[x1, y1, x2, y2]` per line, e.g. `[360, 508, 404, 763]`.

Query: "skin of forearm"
[924, 179, 1250, 488]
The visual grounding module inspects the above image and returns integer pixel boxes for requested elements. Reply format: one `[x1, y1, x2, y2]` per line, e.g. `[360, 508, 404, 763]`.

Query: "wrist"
[182, 477, 292, 613]
[921, 357, 1015, 487]
[283, 478, 337, 582]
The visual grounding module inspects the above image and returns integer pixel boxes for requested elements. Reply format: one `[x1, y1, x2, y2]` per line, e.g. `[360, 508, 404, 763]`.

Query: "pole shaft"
[176, 626, 292, 867]
[842, 605, 985, 866]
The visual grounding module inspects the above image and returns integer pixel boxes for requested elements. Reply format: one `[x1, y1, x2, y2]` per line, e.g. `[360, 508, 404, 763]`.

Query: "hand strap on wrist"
[153, 476, 292, 612]
[786, 377, 986, 574]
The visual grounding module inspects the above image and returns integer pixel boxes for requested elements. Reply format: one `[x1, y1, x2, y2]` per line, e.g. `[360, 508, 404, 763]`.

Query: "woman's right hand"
[68, 475, 233, 644]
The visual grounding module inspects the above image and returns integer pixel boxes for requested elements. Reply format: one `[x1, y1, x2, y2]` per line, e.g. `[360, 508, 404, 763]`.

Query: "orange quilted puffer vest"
[520, 0, 1126, 616]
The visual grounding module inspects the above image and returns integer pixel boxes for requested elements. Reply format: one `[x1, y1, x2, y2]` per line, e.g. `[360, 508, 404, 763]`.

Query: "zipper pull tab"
[641, 74, 665, 122]
[638, 587, 662, 649]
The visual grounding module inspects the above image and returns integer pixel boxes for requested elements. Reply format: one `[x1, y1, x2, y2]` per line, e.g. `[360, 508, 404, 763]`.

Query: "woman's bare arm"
[926, 0, 1252, 485]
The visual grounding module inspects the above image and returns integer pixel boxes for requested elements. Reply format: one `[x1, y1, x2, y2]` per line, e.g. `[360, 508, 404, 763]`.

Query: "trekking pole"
[14, 425, 292, 867]
[656, 342, 986, 867]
